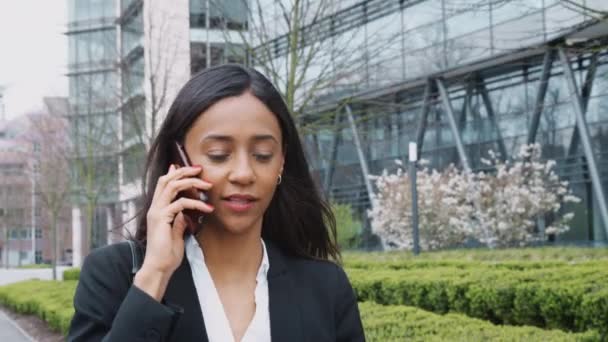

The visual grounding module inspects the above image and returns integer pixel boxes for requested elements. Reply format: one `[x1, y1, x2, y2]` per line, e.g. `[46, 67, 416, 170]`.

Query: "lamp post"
[29, 142, 40, 265]
[31, 160, 37, 264]
[409, 142, 420, 255]
[0, 207, 6, 268]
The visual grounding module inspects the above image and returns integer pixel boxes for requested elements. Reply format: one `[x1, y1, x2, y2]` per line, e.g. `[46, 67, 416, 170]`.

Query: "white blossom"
[368, 144, 578, 250]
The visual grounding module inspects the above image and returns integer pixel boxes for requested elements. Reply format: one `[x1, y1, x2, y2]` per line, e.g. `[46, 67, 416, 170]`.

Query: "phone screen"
[174, 141, 208, 235]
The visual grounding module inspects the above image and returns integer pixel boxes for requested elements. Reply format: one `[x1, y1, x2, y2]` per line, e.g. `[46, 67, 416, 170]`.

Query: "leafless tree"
[208, 1, 403, 130]
[24, 101, 71, 278]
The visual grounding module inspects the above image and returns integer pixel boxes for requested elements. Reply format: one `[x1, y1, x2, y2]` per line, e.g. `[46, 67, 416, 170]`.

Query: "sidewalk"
[0, 310, 34, 342]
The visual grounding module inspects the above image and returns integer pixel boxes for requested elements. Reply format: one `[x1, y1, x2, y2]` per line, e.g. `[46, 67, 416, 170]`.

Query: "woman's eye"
[255, 154, 273, 162]
[207, 154, 228, 162]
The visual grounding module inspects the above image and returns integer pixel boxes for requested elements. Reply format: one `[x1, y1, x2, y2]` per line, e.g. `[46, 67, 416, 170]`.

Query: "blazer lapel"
[265, 240, 304, 341]
[164, 255, 209, 342]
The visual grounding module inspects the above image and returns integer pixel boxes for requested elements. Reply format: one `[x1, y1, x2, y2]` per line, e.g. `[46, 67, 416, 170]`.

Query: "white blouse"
[185, 235, 271, 342]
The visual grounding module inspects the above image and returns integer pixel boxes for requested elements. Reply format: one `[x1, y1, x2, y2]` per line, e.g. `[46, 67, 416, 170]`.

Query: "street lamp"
[409, 142, 420, 255]
[0, 207, 6, 268]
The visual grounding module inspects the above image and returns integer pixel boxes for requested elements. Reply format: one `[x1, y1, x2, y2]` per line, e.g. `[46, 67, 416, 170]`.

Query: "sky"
[0, 0, 68, 120]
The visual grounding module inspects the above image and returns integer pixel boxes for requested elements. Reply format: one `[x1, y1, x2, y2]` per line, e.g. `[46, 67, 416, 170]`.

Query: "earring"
[277, 174, 282, 185]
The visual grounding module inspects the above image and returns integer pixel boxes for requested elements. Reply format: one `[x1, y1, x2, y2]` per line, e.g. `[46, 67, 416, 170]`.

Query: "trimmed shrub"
[62, 268, 80, 281]
[360, 302, 600, 341]
[0, 280, 76, 335]
[347, 262, 608, 333]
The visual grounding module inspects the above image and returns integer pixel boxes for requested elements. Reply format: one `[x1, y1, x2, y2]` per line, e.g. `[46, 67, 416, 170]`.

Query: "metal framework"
[314, 20, 608, 240]
[436, 78, 471, 171]
[251, 0, 425, 59]
[558, 48, 608, 237]
[345, 104, 374, 204]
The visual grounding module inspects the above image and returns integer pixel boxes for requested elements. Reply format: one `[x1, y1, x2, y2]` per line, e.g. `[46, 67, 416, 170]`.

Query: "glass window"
[190, 0, 206, 28]
[209, 0, 248, 30]
[122, 143, 146, 185]
[122, 55, 145, 99]
[122, 7, 143, 57]
[191, 42, 207, 74]
[122, 96, 145, 143]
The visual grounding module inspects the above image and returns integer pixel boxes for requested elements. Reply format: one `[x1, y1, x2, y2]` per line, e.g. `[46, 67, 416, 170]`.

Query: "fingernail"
[169, 164, 175, 171]
[193, 164, 202, 168]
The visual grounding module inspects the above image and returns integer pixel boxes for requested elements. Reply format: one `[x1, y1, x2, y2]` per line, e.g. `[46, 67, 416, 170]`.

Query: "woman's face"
[183, 92, 285, 236]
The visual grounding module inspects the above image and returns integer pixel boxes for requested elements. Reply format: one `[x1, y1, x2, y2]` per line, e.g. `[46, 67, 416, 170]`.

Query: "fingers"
[147, 196, 213, 231]
[166, 197, 215, 217]
[159, 177, 212, 205]
[171, 212, 187, 240]
[152, 165, 211, 206]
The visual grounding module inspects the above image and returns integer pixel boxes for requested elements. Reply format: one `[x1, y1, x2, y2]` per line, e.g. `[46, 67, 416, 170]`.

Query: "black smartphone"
[174, 141, 208, 235]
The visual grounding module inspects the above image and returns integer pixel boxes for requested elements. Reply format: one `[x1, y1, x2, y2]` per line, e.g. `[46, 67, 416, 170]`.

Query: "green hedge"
[360, 302, 601, 341]
[344, 247, 608, 266]
[1, 279, 601, 341]
[347, 264, 608, 334]
[62, 268, 80, 281]
[0, 280, 76, 335]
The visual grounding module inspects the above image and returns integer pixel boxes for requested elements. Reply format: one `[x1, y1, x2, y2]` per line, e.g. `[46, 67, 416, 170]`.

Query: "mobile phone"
[174, 141, 208, 235]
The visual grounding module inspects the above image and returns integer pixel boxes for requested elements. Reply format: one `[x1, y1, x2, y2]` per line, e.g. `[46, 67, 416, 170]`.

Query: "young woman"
[67, 64, 365, 342]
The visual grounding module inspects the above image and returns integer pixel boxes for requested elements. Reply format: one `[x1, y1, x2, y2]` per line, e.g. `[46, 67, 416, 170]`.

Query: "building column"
[72, 206, 82, 267]
[124, 201, 137, 240]
[106, 206, 114, 245]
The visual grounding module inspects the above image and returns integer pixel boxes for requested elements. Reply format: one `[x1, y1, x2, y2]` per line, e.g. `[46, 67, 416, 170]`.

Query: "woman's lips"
[222, 198, 256, 212]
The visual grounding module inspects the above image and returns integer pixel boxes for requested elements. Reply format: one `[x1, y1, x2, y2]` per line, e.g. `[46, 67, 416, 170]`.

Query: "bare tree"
[207, 1, 403, 129]
[25, 104, 71, 279]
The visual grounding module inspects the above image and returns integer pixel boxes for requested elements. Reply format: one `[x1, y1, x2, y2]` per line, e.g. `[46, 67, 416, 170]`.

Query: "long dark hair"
[134, 64, 339, 261]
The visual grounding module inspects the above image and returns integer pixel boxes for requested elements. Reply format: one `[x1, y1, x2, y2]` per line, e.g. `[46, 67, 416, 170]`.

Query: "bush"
[62, 268, 80, 281]
[343, 247, 608, 268]
[1, 278, 601, 340]
[347, 262, 608, 333]
[368, 144, 580, 249]
[331, 201, 362, 249]
[0, 280, 76, 335]
[360, 302, 601, 341]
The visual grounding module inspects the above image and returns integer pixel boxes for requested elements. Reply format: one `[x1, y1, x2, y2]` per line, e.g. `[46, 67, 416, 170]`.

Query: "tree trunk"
[51, 213, 58, 280]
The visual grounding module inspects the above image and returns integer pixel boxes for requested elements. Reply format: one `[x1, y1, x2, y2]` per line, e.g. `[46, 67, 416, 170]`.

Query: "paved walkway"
[0, 310, 34, 342]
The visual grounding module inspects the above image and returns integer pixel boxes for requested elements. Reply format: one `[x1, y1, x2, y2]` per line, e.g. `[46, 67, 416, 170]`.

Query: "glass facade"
[67, 0, 119, 249]
[306, 49, 608, 244]
[190, 42, 245, 74]
[190, 0, 248, 30]
[256, 0, 608, 244]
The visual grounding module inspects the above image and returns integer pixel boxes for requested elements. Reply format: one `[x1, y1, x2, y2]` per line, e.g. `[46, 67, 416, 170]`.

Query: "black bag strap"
[127, 239, 142, 278]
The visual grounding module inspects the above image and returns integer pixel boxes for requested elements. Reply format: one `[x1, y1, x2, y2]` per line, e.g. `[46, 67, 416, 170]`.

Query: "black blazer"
[67, 240, 365, 341]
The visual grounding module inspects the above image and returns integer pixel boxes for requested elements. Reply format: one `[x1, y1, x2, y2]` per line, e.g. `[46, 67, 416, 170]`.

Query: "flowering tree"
[368, 144, 580, 250]
[473, 144, 579, 247]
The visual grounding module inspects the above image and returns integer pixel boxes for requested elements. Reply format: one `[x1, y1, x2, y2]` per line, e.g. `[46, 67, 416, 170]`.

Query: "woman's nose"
[227, 153, 256, 185]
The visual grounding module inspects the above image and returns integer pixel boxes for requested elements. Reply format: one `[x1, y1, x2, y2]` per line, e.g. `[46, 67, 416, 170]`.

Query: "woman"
[67, 64, 365, 341]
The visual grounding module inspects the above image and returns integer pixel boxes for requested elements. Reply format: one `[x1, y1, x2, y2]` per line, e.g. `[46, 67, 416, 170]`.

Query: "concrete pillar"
[72, 206, 82, 267]
[106, 206, 114, 245]
[124, 201, 137, 240]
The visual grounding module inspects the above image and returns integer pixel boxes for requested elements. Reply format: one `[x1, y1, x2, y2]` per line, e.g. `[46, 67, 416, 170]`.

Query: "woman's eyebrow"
[199, 134, 279, 144]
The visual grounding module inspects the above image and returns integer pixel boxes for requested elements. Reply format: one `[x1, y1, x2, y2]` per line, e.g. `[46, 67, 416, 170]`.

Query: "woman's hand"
[134, 164, 214, 301]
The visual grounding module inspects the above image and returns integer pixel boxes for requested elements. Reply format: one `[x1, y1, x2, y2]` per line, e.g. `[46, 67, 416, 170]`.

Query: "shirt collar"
[185, 235, 270, 279]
